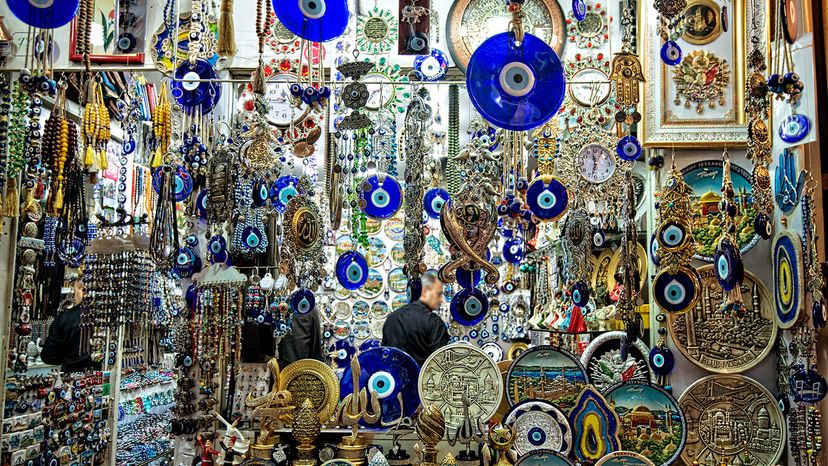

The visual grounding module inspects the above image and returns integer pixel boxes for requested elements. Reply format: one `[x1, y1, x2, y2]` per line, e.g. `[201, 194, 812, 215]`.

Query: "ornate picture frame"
[640, 0, 747, 147]
[68, 0, 146, 64]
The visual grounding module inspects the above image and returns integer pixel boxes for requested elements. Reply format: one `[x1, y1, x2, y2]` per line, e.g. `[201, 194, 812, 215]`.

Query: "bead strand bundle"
[82, 80, 110, 172]
[151, 83, 172, 168]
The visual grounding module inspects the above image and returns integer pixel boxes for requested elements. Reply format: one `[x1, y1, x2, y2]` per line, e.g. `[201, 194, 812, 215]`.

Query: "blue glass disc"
[251, 178, 270, 207]
[272, 0, 349, 42]
[413, 49, 449, 82]
[359, 339, 382, 352]
[196, 189, 208, 219]
[450, 287, 489, 326]
[503, 238, 524, 264]
[152, 165, 193, 202]
[336, 250, 369, 290]
[8, 0, 80, 29]
[648, 346, 675, 376]
[778, 114, 810, 143]
[358, 173, 403, 219]
[170, 59, 221, 113]
[525, 175, 568, 221]
[270, 176, 300, 213]
[466, 32, 565, 131]
[331, 339, 356, 369]
[653, 266, 700, 314]
[616, 135, 642, 161]
[571, 281, 590, 307]
[572, 0, 587, 20]
[714, 238, 744, 291]
[456, 266, 482, 288]
[423, 188, 450, 219]
[790, 368, 828, 403]
[660, 40, 683, 66]
[290, 288, 316, 314]
[339, 347, 421, 425]
[656, 220, 689, 251]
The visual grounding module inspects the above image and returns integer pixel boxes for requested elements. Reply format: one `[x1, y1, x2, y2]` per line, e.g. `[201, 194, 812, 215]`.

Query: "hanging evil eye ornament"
[503, 238, 525, 264]
[660, 40, 683, 66]
[423, 188, 450, 219]
[207, 235, 231, 265]
[525, 175, 569, 221]
[290, 289, 316, 314]
[451, 287, 489, 326]
[241, 225, 266, 253]
[652, 266, 701, 314]
[170, 59, 221, 113]
[648, 344, 675, 376]
[336, 250, 370, 290]
[616, 135, 642, 161]
[270, 176, 301, 213]
[570, 281, 590, 307]
[331, 339, 356, 369]
[272, 0, 349, 42]
[57, 238, 86, 269]
[196, 189, 208, 219]
[456, 266, 483, 288]
[592, 225, 606, 248]
[572, 0, 587, 21]
[656, 220, 689, 251]
[172, 247, 201, 278]
[778, 114, 811, 144]
[8, 0, 80, 29]
[466, 32, 566, 131]
[772, 231, 804, 329]
[251, 178, 270, 208]
[754, 212, 773, 239]
[407, 277, 422, 302]
[414, 49, 449, 82]
[790, 364, 828, 403]
[357, 173, 404, 220]
[714, 238, 744, 291]
[152, 165, 194, 202]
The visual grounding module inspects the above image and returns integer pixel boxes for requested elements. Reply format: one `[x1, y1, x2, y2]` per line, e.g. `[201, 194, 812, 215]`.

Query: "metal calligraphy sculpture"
[438, 188, 500, 285]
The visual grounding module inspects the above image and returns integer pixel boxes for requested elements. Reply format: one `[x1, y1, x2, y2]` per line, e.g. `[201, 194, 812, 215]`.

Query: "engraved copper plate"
[279, 359, 340, 422]
[418, 343, 503, 430]
[446, 0, 567, 72]
[667, 265, 777, 373]
[678, 374, 785, 466]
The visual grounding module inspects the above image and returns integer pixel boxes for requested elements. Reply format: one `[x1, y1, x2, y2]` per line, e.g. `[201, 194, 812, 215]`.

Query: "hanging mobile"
[528, 122, 568, 221]
[770, 0, 809, 144]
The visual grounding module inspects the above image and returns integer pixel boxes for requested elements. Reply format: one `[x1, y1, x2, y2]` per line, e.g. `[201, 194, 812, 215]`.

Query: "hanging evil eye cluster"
[768, 70, 805, 104]
[653, 0, 688, 66]
[18, 68, 57, 96]
[652, 163, 701, 315]
[290, 83, 331, 113]
[179, 123, 210, 178]
[713, 154, 746, 315]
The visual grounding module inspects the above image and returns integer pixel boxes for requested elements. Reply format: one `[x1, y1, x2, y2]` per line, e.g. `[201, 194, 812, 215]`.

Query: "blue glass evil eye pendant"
[648, 345, 675, 376]
[653, 266, 701, 314]
[616, 135, 642, 161]
[525, 175, 569, 221]
[503, 238, 525, 264]
[358, 173, 403, 219]
[572, 0, 587, 21]
[714, 238, 744, 291]
[290, 289, 316, 314]
[8, 0, 80, 29]
[778, 114, 811, 143]
[336, 250, 369, 290]
[272, 0, 349, 42]
[171, 59, 221, 113]
[241, 226, 264, 250]
[571, 281, 590, 307]
[466, 32, 566, 131]
[656, 220, 689, 251]
[423, 188, 450, 219]
[270, 176, 300, 213]
[451, 288, 489, 326]
[660, 41, 683, 66]
[207, 235, 230, 265]
[153, 165, 193, 202]
[251, 178, 270, 207]
[413, 49, 449, 82]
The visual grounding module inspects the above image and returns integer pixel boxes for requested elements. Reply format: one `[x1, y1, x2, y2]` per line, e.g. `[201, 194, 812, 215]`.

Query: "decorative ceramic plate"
[336, 234, 355, 255]
[352, 300, 370, 319]
[371, 301, 390, 319]
[580, 331, 654, 392]
[384, 217, 405, 241]
[504, 400, 573, 456]
[595, 452, 655, 466]
[279, 359, 340, 422]
[667, 265, 777, 373]
[340, 347, 420, 425]
[391, 294, 408, 311]
[357, 269, 384, 299]
[388, 268, 408, 293]
[681, 161, 760, 261]
[390, 243, 405, 264]
[772, 230, 804, 329]
[506, 345, 589, 411]
[604, 381, 686, 466]
[418, 343, 503, 430]
[359, 236, 388, 267]
[678, 374, 785, 466]
[514, 450, 576, 466]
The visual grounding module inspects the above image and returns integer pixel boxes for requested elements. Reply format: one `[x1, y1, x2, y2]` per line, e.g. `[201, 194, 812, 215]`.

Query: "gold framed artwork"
[641, 0, 749, 147]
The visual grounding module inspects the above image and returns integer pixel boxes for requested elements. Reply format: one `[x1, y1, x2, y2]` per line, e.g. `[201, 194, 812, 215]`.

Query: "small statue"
[293, 398, 321, 466]
[246, 358, 294, 445]
[446, 393, 484, 463]
[26, 338, 41, 365]
[215, 412, 249, 466]
[414, 404, 445, 466]
[486, 424, 515, 466]
[196, 433, 222, 466]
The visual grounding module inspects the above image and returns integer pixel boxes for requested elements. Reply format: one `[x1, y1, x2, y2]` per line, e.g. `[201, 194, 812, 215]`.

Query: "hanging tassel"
[151, 148, 163, 168]
[99, 149, 108, 171]
[0, 190, 6, 216]
[5, 179, 18, 218]
[84, 145, 94, 169]
[22, 187, 36, 215]
[217, 0, 237, 56]
[52, 181, 64, 213]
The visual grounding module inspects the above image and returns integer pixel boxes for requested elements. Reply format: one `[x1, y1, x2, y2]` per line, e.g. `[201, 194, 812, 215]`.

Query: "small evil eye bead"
[660, 40, 682, 66]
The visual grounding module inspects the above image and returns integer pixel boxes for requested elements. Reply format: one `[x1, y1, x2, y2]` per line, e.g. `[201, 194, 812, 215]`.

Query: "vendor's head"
[65, 270, 84, 305]
[419, 273, 443, 311]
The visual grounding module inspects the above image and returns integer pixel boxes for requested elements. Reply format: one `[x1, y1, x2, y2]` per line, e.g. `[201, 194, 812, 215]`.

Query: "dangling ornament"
[713, 150, 745, 315]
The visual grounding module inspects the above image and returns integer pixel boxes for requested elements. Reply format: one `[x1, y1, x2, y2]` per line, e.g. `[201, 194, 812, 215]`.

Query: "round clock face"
[362, 73, 396, 110]
[447, 0, 567, 72]
[569, 68, 612, 108]
[264, 75, 311, 127]
[577, 143, 615, 183]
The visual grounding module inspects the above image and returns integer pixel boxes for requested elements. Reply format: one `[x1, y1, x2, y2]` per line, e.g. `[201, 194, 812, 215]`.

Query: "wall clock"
[559, 126, 628, 209]
[446, 0, 567, 72]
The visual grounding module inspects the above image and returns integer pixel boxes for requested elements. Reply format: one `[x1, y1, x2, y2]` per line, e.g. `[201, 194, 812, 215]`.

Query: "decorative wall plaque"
[506, 345, 588, 411]
[580, 331, 654, 392]
[513, 449, 575, 466]
[667, 265, 777, 373]
[568, 385, 622, 462]
[594, 452, 655, 466]
[503, 400, 573, 456]
[678, 374, 785, 466]
[279, 359, 340, 423]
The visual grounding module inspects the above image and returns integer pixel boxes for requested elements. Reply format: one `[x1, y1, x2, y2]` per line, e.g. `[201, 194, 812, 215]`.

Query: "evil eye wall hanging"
[466, 32, 566, 131]
[503, 238, 525, 264]
[172, 247, 201, 279]
[170, 59, 221, 113]
[8, 0, 80, 29]
[423, 188, 450, 219]
[652, 266, 701, 314]
[656, 220, 690, 251]
[525, 175, 569, 221]
[152, 165, 193, 202]
[196, 189, 208, 219]
[358, 173, 404, 219]
[648, 344, 675, 376]
[413, 49, 449, 82]
[778, 113, 811, 144]
[772, 231, 804, 329]
[272, 0, 350, 42]
[290, 288, 316, 314]
[790, 364, 828, 403]
[451, 287, 489, 326]
[271, 175, 301, 213]
[714, 238, 744, 291]
[570, 281, 590, 307]
[615, 135, 642, 161]
[207, 235, 231, 265]
[336, 250, 370, 290]
[660, 40, 682, 66]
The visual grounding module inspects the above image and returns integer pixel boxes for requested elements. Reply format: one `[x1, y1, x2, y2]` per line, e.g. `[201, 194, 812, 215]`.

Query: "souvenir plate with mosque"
[514, 450, 576, 466]
[594, 451, 655, 466]
[681, 161, 760, 261]
[506, 345, 589, 411]
[678, 374, 785, 466]
[603, 381, 686, 466]
[580, 331, 654, 393]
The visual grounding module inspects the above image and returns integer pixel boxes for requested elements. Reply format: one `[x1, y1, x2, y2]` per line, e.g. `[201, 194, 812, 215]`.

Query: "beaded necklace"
[0, 76, 10, 212]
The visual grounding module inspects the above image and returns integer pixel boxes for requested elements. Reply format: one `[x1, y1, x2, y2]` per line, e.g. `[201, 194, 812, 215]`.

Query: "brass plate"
[279, 359, 340, 422]
[594, 451, 655, 466]
[606, 243, 648, 292]
[446, 0, 566, 72]
[682, 0, 722, 45]
[678, 374, 785, 466]
[667, 265, 777, 373]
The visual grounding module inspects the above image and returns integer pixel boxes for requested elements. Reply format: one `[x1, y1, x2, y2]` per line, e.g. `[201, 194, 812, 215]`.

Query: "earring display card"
[398, 0, 431, 55]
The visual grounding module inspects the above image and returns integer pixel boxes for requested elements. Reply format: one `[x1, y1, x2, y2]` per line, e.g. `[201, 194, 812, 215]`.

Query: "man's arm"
[427, 313, 450, 351]
[40, 312, 68, 366]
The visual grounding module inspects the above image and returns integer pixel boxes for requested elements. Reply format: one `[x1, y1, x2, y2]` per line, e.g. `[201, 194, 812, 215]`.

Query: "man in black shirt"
[277, 308, 324, 368]
[382, 273, 450, 366]
[41, 274, 99, 372]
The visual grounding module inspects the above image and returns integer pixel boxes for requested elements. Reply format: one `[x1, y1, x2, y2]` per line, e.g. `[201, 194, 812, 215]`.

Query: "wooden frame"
[68, 0, 145, 65]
